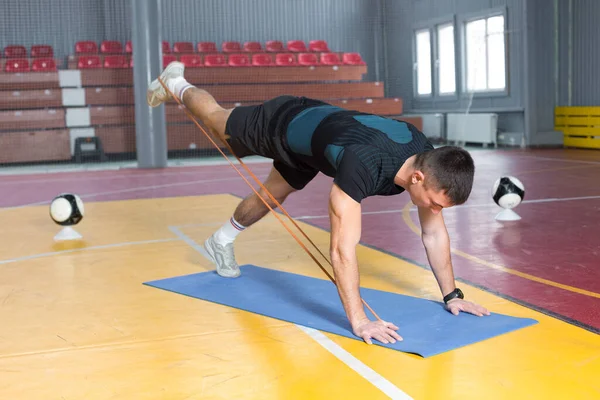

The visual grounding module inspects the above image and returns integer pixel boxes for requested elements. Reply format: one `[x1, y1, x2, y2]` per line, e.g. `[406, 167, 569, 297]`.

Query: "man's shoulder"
[339, 144, 381, 168]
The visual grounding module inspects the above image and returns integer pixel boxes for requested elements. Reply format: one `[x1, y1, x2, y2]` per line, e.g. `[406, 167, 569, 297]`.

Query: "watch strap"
[443, 288, 464, 304]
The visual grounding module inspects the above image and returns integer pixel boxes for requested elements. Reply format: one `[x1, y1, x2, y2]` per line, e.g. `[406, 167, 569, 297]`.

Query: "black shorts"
[224, 95, 326, 190]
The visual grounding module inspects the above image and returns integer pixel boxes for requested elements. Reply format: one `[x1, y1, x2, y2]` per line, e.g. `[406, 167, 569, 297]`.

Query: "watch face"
[456, 288, 464, 299]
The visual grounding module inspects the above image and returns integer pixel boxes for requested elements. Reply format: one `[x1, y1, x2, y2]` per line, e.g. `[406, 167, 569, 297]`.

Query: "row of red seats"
[4, 58, 56, 73]
[2, 45, 53, 59]
[2, 52, 365, 73]
[76, 52, 365, 69]
[76, 39, 330, 54]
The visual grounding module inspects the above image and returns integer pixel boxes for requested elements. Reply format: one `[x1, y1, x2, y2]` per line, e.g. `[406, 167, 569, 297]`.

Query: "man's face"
[407, 173, 453, 214]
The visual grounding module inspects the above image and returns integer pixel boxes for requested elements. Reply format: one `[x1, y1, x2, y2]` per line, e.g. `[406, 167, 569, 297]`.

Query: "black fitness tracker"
[443, 288, 464, 304]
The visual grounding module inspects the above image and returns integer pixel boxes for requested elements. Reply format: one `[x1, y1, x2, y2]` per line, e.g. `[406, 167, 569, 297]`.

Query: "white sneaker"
[204, 234, 241, 278]
[146, 61, 185, 107]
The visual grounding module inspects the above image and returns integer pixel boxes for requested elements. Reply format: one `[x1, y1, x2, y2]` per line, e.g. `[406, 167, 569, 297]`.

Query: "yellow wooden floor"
[1, 194, 598, 399]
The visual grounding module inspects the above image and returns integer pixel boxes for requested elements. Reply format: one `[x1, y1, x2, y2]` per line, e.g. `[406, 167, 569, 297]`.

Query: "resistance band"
[158, 78, 381, 321]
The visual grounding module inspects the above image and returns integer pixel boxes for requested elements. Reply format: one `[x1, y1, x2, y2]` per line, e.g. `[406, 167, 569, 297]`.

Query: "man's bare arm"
[418, 206, 490, 316]
[329, 184, 402, 344]
[328, 183, 366, 326]
[417, 207, 456, 296]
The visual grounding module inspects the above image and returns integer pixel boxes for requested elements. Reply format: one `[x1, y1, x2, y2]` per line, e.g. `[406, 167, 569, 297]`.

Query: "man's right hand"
[352, 318, 403, 345]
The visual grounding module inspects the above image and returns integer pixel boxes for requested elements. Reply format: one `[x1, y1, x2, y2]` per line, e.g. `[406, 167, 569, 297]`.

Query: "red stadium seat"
[78, 55, 102, 69]
[309, 40, 330, 52]
[4, 45, 27, 58]
[343, 52, 365, 65]
[297, 53, 318, 66]
[243, 41, 262, 52]
[180, 54, 203, 67]
[101, 40, 123, 54]
[251, 54, 273, 66]
[228, 53, 251, 67]
[31, 58, 57, 72]
[275, 53, 297, 66]
[31, 45, 54, 58]
[75, 41, 98, 54]
[4, 58, 30, 72]
[320, 52, 341, 65]
[222, 41, 242, 53]
[126, 41, 171, 54]
[265, 40, 284, 52]
[287, 40, 307, 52]
[204, 54, 227, 67]
[197, 42, 217, 53]
[163, 55, 177, 68]
[173, 42, 194, 53]
[104, 55, 128, 68]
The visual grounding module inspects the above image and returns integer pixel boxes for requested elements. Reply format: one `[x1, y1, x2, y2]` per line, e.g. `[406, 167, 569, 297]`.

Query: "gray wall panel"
[571, 0, 600, 105]
[531, 0, 557, 135]
[0, 0, 106, 61]
[157, 0, 380, 79]
[1, 0, 378, 80]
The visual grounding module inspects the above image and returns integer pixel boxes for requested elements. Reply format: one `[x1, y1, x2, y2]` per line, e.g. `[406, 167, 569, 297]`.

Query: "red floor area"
[1, 148, 599, 332]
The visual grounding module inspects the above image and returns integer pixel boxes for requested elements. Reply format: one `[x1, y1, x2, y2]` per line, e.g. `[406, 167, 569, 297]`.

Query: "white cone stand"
[54, 226, 83, 241]
[495, 208, 521, 221]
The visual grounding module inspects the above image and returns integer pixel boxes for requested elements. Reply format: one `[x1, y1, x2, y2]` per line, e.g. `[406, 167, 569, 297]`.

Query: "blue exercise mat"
[144, 265, 537, 357]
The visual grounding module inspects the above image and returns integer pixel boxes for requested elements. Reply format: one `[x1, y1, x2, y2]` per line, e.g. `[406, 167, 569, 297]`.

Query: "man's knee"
[258, 185, 294, 207]
[206, 109, 232, 139]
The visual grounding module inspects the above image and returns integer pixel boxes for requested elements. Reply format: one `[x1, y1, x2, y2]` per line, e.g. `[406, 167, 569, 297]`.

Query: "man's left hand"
[445, 298, 490, 317]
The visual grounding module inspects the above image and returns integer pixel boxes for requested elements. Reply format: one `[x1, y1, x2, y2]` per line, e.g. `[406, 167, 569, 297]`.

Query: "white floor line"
[3, 174, 268, 209]
[520, 155, 600, 165]
[0, 156, 271, 176]
[295, 194, 600, 220]
[0, 165, 272, 186]
[170, 224, 410, 399]
[168, 226, 213, 261]
[0, 238, 179, 266]
[298, 326, 412, 399]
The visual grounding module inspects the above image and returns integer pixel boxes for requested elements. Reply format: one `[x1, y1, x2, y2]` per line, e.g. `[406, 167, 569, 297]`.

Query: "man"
[147, 62, 490, 345]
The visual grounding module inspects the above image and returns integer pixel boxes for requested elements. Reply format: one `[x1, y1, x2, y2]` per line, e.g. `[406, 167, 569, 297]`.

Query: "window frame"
[460, 8, 509, 96]
[435, 21, 458, 98]
[412, 26, 433, 98]
[412, 15, 458, 101]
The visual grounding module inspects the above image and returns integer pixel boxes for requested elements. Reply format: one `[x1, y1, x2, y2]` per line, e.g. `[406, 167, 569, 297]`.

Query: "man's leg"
[147, 63, 316, 277]
[146, 61, 231, 141]
[204, 166, 298, 277]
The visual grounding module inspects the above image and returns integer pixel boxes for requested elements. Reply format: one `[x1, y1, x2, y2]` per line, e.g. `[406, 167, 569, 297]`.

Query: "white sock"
[213, 216, 246, 245]
[167, 77, 193, 100]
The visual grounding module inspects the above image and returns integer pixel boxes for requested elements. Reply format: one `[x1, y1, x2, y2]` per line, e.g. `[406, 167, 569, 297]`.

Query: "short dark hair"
[413, 146, 474, 205]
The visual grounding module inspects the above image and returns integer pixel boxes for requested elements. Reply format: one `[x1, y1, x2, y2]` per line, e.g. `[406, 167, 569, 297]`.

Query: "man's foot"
[204, 234, 241, 278]
[146, 61, 185, 107]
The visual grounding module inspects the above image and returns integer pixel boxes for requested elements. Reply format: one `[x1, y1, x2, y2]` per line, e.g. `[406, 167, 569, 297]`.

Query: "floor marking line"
[3, 174, 268, 209]
[519, 163, 600, 175]
[400, 201, 600, 299]
[171, 224, 410, 399]
[297, 326, 412, 400]
[168, 226, 213, 261]
[0, 166, 273, 186]
[0, 238, 179, 266]
[295, 194, 600, 220]
[0, 155, 271, 176]
[519, 155, 600, 165]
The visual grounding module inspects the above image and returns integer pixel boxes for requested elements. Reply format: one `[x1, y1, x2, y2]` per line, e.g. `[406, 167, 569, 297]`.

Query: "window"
[437, 23, 456, 94]
[465, 14, 506, 92]
[415, 29, 432, 96]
